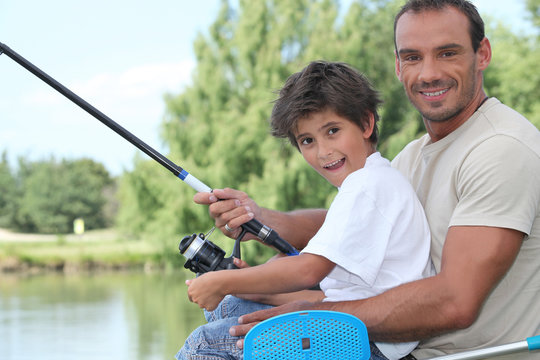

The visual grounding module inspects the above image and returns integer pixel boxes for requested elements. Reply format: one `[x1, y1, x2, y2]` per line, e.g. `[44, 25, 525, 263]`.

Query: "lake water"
[0, 271, 206, 360]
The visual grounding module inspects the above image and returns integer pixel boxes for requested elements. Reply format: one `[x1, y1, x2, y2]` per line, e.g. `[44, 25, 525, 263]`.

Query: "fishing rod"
[0, 42, 299, 273]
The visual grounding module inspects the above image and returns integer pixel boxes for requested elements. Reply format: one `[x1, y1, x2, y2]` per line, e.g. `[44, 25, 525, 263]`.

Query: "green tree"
[117, 0, 540, 264]
[15, 157, 112, 234]
[526, 0, 540, 29]
[118, 0, 417, 261]
[0, 152, 18, 228]
[484, 3, 540, 128]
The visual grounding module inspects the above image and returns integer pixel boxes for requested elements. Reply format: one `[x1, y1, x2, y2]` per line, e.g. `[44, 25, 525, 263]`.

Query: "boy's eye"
[300, 137, 313, 145]
[328, 127, 339, 135]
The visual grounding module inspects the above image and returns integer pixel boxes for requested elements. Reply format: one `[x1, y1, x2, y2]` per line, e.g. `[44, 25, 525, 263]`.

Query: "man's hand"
[230, 300, 317, 349]
[193, 188, 261, 240]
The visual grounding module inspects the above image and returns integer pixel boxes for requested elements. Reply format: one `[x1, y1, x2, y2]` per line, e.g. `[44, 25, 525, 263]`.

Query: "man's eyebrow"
[436, 43, 464, 51]
[398, 48, 417, 56]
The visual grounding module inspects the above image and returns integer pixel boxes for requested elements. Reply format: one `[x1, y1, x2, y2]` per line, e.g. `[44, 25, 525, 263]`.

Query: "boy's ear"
[363, 112, 375, 139]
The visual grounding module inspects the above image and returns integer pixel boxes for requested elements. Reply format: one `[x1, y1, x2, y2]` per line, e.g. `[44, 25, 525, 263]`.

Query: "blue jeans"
[176, 295, 273, 360]
[176, 295, 389, 360]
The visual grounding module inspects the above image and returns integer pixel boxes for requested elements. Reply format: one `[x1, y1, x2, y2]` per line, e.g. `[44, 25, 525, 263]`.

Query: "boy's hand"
[186, 272, 226, 311]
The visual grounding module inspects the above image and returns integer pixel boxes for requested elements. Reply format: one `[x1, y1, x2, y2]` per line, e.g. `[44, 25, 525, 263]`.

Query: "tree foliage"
[0, 152, 18, 228]
[526, 0, 540, 29]
[116, 0, 540, 263]
[2, 156, 113, 234]
[484, 12, 540, 128]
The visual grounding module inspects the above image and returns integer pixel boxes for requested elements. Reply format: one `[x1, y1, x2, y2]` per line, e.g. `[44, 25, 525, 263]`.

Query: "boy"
[181, 61, 434, 360]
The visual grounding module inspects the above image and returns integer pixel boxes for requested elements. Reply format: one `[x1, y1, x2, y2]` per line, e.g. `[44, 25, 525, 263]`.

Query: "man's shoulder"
[478, 98, 540, 157]
[391, 134, 429, 170]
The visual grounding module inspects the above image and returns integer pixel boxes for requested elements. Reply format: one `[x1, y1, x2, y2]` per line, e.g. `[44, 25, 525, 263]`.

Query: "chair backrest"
[243, 310, 371, 360]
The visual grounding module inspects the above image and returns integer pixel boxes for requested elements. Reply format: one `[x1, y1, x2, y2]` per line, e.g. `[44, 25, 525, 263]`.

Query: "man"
[193, 0, 540, 358]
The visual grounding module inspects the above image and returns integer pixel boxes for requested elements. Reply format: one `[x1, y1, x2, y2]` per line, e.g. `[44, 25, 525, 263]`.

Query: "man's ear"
[395, 51, 402, 81]
[477, 37, 492, 71]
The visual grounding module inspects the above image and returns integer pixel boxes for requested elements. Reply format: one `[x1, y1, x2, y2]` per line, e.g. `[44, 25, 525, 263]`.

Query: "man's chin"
[417, 104, 459, 123]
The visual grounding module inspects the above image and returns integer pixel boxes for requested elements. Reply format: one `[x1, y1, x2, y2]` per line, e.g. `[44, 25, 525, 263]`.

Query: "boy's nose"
[317, 142, 333, 159]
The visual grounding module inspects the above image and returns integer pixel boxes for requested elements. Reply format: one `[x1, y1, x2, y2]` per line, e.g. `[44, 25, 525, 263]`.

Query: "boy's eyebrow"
[398, 43, 465, 56]
[295, 132, 308, 142]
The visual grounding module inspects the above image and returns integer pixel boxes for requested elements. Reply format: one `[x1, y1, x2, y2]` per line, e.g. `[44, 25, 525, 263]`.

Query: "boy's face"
[294, 109, 374, 187]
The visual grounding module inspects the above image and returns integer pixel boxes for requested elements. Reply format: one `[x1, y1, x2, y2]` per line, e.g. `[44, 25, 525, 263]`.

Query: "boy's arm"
[186, 253, 334, 310]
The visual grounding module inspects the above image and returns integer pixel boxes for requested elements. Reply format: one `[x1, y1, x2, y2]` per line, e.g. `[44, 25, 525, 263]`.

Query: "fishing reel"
[179, 227, 244, 275]
[179, 220, 299, 275]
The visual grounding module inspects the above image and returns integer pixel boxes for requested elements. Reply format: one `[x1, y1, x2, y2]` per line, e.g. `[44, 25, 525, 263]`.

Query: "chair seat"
[243, 310, 371, 360]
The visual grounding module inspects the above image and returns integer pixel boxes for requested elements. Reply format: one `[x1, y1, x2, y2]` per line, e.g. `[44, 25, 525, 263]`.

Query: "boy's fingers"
[233, 258, 250, 268]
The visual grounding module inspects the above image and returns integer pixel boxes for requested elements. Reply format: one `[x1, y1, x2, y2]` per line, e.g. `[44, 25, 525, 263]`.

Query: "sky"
[0, 0, 533, 176]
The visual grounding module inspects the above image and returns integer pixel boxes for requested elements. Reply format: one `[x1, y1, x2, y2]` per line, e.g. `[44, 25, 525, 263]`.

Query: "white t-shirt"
[302, 152, 434, 360]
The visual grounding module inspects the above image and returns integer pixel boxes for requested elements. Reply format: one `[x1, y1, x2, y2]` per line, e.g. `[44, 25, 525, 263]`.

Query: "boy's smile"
[294, 109, 375, 187]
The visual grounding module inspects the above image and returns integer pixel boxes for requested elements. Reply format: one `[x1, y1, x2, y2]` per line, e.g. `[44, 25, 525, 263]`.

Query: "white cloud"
[10, 60, 196, 175]
[24, 60, 195, 108]
[76, 60, 195, 101]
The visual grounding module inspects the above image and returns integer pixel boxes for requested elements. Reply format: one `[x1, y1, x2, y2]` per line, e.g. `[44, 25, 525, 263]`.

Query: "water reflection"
[0, 272, 205, 360]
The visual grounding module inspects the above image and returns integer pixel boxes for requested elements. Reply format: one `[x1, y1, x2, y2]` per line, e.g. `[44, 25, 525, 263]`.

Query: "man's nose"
[418, 56, 443, 84]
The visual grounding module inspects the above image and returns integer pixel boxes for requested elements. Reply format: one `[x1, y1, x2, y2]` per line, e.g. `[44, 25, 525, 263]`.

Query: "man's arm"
[193, 188, 326, 250]
[232, 226, 523, 343]
[238, 289, 326, 306]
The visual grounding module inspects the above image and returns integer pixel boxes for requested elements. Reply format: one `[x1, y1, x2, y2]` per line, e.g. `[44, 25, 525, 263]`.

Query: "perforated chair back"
[243, 310, 370, 360]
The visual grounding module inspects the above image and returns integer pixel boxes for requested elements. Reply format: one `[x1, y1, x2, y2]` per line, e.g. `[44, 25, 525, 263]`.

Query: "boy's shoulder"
[342, 153, 411, 193]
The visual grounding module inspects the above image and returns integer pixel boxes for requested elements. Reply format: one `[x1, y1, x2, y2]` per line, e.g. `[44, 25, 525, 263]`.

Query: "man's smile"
[421, 88, 450, 97]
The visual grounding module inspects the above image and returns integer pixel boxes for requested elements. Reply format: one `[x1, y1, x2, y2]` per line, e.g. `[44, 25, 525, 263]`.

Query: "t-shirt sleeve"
[451, 135, 540, 235]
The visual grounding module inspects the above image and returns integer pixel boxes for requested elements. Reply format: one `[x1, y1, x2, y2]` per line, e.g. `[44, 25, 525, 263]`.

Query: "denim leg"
[176, 317, 242, 360]
[204, 295, 273, 322]
[177, 296, 273, 360]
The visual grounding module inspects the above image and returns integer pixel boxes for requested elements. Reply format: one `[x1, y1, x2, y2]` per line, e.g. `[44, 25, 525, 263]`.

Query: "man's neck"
[424, 90, 489, 142]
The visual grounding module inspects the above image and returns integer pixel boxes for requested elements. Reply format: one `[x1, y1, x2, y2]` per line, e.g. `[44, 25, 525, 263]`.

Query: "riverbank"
[0, 228, 184, 274]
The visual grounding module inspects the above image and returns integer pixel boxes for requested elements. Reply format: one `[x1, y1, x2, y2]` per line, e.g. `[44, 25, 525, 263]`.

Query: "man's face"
[394, 7, 487, 124]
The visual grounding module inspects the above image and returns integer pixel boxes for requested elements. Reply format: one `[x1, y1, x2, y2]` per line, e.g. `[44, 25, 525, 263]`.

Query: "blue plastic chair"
[243, 310, 371, 360]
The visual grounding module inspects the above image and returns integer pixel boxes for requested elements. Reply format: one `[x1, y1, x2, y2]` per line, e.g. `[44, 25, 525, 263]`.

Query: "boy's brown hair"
[270, 61, 382, 150]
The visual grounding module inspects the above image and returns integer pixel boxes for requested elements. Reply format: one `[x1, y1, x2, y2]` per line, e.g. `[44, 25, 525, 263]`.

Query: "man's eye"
[404, 55, 420, 62]
[441, 51, 456, 58]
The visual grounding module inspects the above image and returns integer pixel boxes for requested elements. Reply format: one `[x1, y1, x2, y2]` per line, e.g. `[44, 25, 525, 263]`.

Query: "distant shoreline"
[0, 227, 184, 274]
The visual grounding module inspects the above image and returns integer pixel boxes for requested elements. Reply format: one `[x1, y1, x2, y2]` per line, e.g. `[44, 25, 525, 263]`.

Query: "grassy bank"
[0, 228, 185, 273]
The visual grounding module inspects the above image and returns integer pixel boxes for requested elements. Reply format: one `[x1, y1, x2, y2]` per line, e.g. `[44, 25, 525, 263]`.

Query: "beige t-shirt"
[392, 98, 540, 359]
